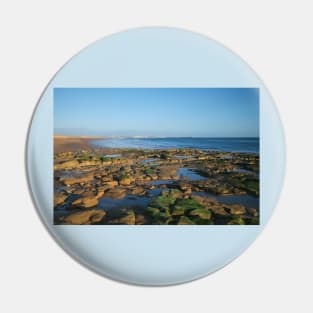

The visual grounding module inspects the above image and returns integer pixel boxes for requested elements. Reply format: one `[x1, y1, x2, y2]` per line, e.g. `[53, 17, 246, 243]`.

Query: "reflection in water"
[234, 168, 259, 178]
[193, 191, 259, 209]
[140, 158, 159, 164]
[178, 168, 207, 181]
[99, 195, 150, 211]
[173, 155, 194, 159]
[150, 180, 173, 186]
[104, 154, 121, 158]
[98, 188, 163, 211]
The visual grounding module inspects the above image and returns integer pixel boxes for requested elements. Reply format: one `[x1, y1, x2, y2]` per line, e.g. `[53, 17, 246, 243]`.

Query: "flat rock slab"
[63, 209, 106, 225]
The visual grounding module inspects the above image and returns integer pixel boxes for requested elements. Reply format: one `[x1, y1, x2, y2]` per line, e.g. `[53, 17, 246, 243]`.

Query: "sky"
[54, 88, 259, 137]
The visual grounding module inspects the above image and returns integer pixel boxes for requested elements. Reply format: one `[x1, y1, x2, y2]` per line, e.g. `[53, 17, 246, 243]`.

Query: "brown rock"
[158, 166, 178, 180]
[104, 188, 127, 199]
[72, 188, 85, 195]
[54, 160, 79, 170]
[101, 175, 114, 182]
[135, 214, 147, 225]
[169, 189, 183, 199]
[136, 177, 152, 184]
[60, 173, 94, 186]
[177, 216, 195, 225]
[148, 174, 158, 180]
[210, 204, 229, 216]
[191, 194, 217, 205]
[105, 180, 118, 187]
[129, 186, 146, 196]
[183, 188, 192, 196]
[118, 210, 135, 225]
[224, 204, 246, 215]
[63, 209, 106, 225]
[247, 207, 258, 217]
[119, 178, 134, 186]
[54, 192, 67, 207]
[96, 189, 105, 199]
[72, 196, 98, 208]
[177, 181, 192, 191]
[147, 185, 155, 190]
[97, 185, 111, 192]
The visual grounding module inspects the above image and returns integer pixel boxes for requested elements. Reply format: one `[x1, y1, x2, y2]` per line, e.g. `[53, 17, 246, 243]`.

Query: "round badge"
[26, 27, 285, 286]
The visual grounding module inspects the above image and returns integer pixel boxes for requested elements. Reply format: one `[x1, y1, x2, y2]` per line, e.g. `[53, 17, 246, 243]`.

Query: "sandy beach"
[54, 135, 106, 153]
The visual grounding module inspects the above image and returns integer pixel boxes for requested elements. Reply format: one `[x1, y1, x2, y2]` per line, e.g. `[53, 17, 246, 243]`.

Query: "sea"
[91, 137, 259, 154]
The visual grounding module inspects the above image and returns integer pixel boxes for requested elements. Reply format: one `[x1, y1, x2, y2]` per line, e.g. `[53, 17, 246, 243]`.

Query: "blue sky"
[54, 88, 259, 137]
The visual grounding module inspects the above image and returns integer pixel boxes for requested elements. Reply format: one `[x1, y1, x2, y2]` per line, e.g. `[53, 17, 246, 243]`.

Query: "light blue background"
[26, 27, 285, 286]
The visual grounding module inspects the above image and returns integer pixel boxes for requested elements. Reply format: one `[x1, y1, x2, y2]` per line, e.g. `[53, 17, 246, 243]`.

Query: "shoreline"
[54, 135, 259, 155]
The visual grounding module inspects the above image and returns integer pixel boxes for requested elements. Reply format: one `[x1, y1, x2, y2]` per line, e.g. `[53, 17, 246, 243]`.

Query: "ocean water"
[91, 137, 259, 153]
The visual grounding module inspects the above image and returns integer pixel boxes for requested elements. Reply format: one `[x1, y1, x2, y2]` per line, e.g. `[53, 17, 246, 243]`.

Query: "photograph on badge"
[54, 88, 259, 225]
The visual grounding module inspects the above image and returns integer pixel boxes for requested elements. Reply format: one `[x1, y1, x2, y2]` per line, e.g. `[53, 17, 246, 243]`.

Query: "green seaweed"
[189, 208, 212, 220]
[144, 168, 156, 175]
[146, 207, 160, 218]
[150, 194, 176, 209]
[99, 156, 112, 163]
[244, 217, 259, 225]
[227, 217, 246, 225]
[160, 151, 170, 160]
[177, 216, 195, 225]
[173, 198, 203, 212]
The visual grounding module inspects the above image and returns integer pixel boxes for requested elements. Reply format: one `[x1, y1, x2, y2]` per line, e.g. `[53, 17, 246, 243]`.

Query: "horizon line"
[54, 134, 259, 139]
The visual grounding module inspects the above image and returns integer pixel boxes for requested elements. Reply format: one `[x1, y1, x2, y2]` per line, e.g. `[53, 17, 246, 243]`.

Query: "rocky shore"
[54, 143, 260, 225]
